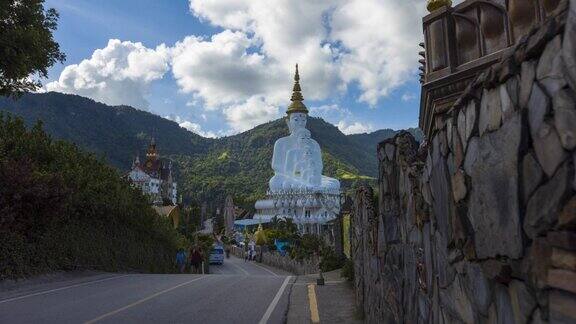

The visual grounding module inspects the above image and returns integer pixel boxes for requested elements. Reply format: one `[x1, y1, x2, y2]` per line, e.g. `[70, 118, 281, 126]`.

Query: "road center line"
[0, 275, 130, 304]
[258, 275, 292, 324]
[84, 276, 207, 324]
[308, 284, 320, 323]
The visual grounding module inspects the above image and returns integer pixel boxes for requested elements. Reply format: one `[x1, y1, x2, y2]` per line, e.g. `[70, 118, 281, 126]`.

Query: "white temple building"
[254, 65, 341, 234]
[127, 139, 178, 205]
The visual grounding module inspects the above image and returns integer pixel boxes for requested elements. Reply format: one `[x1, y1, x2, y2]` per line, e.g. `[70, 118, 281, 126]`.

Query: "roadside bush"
[0, 115, 186, 280]
[341, 259, 354, 282]
[319, 245, 344, 272]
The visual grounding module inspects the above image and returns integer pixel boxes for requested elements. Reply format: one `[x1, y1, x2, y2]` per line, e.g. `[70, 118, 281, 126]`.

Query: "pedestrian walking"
[189, 247, 203, 274]
[176, 249, 186, 273]
[248, 241, 256, 261]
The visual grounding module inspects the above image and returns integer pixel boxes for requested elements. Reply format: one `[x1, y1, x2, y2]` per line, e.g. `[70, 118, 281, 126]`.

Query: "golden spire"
[287, 64, 309, 115]
[427, 0, 452, 12]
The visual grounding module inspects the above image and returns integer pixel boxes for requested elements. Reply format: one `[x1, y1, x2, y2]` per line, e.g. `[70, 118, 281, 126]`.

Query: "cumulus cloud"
[223, 96, 281, 133]
[47, 0, 428, 134]
[165, 115, 218, 138]
[170, 30, 286, 108]
[330, 0, 425, 105]
[401, 92, 417, 102]
[188, 0, 424, 106]
[309, 104, 352, 125]
[337, 120, 374, 135]
[189, 0, 251, 30]
[46, 39, 170, 109]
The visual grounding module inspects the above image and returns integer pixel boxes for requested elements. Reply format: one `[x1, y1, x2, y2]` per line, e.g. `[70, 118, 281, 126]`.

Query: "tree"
[0, 0, 65, 96]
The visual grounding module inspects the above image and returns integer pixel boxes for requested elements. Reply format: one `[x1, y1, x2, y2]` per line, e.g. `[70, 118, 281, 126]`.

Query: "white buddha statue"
[269, 65, 340, 192]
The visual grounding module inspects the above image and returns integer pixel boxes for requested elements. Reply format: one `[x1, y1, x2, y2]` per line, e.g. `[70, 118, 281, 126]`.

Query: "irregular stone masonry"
[352, 1, 576, 323]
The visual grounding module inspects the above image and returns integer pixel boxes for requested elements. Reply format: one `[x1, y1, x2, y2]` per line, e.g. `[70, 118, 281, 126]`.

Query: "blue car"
[209, 245, 224, 265]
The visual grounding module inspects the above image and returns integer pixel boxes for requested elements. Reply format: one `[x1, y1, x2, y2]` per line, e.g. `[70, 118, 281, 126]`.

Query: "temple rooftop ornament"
[286, 64, 309, 115]
[427, 0, 452, 12]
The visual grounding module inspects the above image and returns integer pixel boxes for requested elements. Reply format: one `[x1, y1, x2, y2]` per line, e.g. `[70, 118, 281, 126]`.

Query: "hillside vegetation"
[0, 114, 185, 279]
[0, 92, 421, 209]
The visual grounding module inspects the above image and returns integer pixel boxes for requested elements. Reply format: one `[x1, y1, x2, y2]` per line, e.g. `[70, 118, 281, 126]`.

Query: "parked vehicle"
[209, 245, 225, 265]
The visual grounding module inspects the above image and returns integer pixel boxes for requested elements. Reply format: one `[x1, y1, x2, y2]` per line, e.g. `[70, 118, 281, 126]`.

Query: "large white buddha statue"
[268, 65, 340, 192]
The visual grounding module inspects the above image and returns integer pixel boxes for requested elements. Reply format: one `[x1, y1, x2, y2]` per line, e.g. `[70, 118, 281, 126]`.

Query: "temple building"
[127, 138, 178, 205]
[253, 65, 341, 234]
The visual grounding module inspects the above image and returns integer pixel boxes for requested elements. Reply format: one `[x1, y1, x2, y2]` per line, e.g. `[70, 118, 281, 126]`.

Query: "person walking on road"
[189, 247, 203, 274]
[176, 249, 187, 273]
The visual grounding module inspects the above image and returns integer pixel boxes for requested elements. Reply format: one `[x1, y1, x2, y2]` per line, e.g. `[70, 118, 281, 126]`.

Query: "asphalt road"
[0, 256, 294, 324]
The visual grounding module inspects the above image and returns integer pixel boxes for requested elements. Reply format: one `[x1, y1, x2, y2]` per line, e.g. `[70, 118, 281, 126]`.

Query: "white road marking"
[0, 275, 130, 304]
[84, 276, 207, 323]
[258, 276, 292, 324]
[249, 262, 280, 277]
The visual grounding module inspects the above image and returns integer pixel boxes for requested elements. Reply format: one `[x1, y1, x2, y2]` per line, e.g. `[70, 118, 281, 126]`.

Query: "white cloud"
[46, 39, 170, 110]
[170, 30, 286, 108]
[337, 120, 373, 135]
[47, 1, 429, 134]
[401, 92, 417, 102]
[309, 104, 352, 123]
[179, 120, 218, 138]
[223, 96, 281, 133]
[188, 0, 425, 106]
[165, 115, 218, 138]
[330, 0, 425, 105]
[189, 0, 251, 30]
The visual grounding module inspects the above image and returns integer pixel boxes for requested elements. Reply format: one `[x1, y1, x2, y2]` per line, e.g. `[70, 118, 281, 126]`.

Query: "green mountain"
[0, 92, 419, 209]
[348, 128, 424, 152]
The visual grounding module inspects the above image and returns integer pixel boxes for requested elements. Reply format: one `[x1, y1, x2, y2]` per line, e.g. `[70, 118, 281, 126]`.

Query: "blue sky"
[43, 0, 425, 137]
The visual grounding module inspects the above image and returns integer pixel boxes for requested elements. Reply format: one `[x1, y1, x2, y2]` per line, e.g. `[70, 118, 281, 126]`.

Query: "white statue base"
[254, 188, 341, 234]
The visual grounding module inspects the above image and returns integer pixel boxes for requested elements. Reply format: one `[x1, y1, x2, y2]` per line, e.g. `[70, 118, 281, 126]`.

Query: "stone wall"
[352, 2, 576, 323]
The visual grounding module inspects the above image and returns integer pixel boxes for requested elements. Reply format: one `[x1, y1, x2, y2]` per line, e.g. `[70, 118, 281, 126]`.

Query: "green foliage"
[341, 259, 354, 282]
[0, 114, 185, 280]
[0, 0, 65, 96]
[319, 245, 344, 273]
[289, 234, 321, 261]
[195, 233, 214, 262]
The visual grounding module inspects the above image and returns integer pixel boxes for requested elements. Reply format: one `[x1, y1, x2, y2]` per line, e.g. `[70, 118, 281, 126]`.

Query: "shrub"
[0, 115, 185, 280]
[319, 245, 344, 272]
[341, 258, 354, 282]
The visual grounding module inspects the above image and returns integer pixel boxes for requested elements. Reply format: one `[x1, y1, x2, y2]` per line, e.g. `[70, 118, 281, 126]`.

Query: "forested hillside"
[0, 93, 212, 169]
[0, 92, 420, 209]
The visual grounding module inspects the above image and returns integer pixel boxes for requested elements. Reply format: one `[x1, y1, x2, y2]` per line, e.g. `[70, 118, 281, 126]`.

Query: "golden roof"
[287, 64, 309, 115]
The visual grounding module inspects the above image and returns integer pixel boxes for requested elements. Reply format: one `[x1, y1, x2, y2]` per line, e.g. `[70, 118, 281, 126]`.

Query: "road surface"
[0, 256, 294, 324]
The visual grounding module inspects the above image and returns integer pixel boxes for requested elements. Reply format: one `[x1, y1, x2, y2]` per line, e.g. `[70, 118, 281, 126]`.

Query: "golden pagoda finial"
[295, 63, 300, 81]
[287, 63, 308, 115]
[427, 0, 452, 12]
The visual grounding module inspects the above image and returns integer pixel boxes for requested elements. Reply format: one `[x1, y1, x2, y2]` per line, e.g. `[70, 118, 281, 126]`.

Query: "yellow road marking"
[307, 284, 320, 323]
[84, 276, 206, 323]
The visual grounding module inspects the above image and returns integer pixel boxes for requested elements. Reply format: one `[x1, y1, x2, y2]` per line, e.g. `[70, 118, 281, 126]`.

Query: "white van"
[209, 245, 224, 265]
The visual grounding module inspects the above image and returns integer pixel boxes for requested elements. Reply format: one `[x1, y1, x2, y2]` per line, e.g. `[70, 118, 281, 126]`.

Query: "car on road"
[209, 245, 224, 265]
